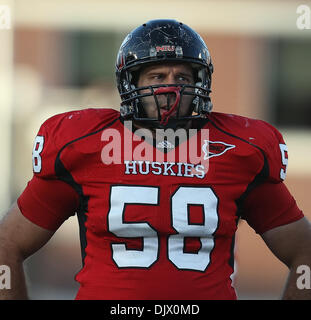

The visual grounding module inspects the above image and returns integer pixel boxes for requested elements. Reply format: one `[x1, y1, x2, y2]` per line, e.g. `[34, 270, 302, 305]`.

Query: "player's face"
[137, 62, 195, 120]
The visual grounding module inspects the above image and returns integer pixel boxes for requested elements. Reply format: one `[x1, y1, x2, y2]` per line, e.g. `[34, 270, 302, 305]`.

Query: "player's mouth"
[159, 105, 176, 116]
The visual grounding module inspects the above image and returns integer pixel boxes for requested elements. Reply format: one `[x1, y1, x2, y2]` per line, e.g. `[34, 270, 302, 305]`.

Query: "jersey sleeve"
[257, 120, 288, 183]
[239, 120, 303, 233]
[17, 113, 80, 230]
[241, 181, 304, 234]
[17, 176, 79, 231]
[17, 108, 120, 230]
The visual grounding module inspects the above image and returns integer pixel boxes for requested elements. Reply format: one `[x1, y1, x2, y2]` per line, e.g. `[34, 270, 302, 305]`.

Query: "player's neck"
[133, 120, 193, 138]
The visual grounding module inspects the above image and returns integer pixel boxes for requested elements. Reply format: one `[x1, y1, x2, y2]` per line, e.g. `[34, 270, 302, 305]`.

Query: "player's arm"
[243, 120, 311, 298]
[242, 181, 310, 299]
[0, 175, 79, 300]
[0, 203, 55, 299]
[0, 114, 80, 299]
[261, 217, 311, 300]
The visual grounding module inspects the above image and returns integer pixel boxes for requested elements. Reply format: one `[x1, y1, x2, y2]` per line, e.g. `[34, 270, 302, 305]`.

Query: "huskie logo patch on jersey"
[202, 140, 236, 160]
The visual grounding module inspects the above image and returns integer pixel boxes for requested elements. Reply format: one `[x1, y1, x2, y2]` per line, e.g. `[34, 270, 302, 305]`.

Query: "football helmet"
[116, 19, 214, 127]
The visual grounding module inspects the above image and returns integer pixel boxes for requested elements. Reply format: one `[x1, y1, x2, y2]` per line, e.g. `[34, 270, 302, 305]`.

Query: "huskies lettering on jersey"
[124, 160, 206, 179]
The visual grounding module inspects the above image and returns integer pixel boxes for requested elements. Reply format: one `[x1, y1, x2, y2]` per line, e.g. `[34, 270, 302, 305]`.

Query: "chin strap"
[154, 86, 181, 126]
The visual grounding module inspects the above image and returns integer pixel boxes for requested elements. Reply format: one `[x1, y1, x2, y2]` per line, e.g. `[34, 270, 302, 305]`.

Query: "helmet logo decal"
[156, 45, 176, 52]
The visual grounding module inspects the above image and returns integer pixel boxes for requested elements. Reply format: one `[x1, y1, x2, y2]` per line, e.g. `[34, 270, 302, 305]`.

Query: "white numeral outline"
[279, 143, 288, 180]
[107, 185, 159, 268]
[32, 136, 44, 173]
[169, 186, 218, 271]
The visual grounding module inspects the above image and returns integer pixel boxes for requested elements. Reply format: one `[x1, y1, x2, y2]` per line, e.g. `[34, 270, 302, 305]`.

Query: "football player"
[0, 19, 310, 300]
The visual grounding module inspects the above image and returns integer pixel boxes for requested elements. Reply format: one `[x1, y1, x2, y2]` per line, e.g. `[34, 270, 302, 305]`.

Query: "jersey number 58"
[107, 185, 219, 272]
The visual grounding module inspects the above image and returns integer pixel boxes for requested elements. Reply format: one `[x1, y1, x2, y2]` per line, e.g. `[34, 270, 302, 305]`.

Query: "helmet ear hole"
[130, 70, 140, 87]
[207, 100, 213, 112]
[196, 69, 204, 82]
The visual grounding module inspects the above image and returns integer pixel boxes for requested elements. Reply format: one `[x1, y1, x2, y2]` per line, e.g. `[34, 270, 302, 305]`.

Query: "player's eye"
[146, 73, 164, 82]
[152, 74, 163, 80]
[176, 75, 191, 83]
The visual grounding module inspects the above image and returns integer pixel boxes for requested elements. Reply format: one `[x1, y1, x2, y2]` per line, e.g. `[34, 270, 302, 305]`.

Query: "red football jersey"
[18, 108, 304, 300]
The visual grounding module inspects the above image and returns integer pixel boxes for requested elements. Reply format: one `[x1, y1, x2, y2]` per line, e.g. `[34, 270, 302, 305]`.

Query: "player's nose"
[164, 91, 178, 109]
[165, 72, 175, 84]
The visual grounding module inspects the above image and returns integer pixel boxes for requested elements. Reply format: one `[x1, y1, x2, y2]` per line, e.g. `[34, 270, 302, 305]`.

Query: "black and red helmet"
[115, 19, 214, 126]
